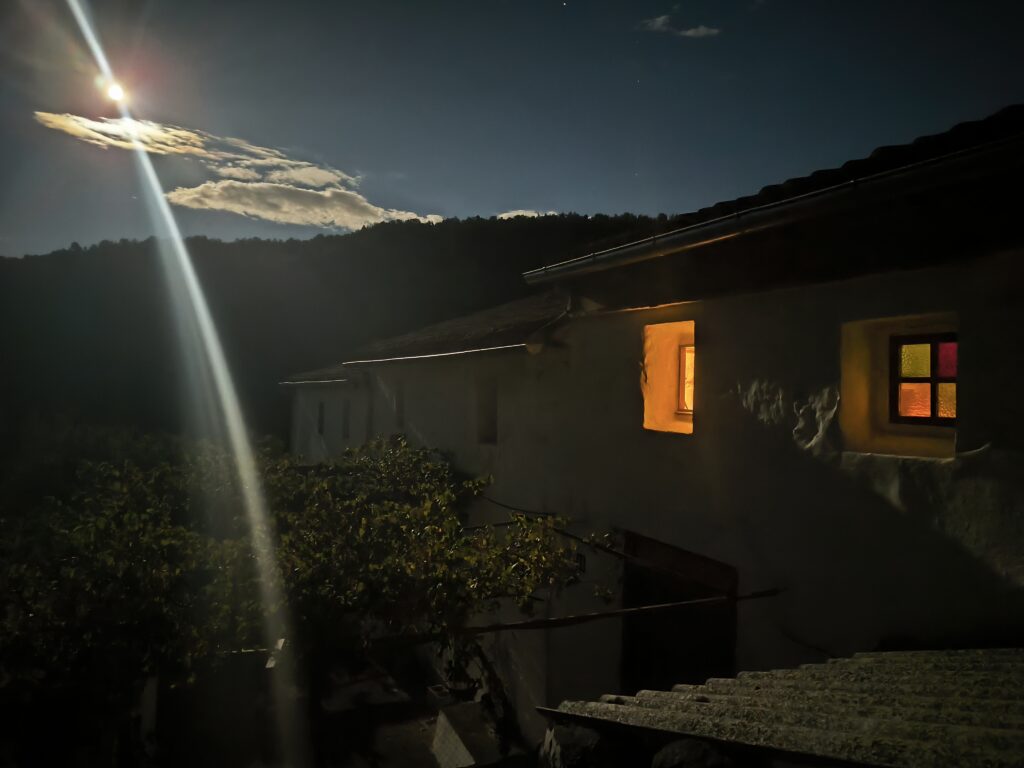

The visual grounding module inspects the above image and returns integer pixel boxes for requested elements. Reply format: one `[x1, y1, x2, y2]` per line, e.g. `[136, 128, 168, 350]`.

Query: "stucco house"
[284, 105, 1024, 745]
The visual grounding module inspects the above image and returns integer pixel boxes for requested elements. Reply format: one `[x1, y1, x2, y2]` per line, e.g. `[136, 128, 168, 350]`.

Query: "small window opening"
[477, 377, 498, 444]
[341, 398, 351, 439]
[642, 320, 695, 435]
[316, 401, 325, 436]
[890, 333, 957, 426]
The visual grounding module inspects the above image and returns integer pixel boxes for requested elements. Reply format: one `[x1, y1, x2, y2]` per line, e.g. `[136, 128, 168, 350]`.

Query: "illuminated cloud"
[639, 15, 720, 38]
[215, 166, 263, 181]
[264, 165, 350, 188]
[497, 209, 559, 219]
[34, 112, 212, 156]
[167, 180, 443, 229]
[33, 111, 438, 230]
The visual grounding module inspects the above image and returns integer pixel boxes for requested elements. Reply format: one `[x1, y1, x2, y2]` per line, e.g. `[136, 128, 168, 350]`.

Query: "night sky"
[1, 0, 1022, 257]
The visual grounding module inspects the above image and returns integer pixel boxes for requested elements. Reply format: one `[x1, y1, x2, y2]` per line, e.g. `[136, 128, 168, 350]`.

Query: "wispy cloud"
[639, 14, 720, 38]
[33, 111, 438, 230]
[167, 180, 442, 229]
[496, 209, 558, 220]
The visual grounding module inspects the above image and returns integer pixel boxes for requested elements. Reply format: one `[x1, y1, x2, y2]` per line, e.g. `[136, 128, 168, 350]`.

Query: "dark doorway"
[620, 530, 737, 693]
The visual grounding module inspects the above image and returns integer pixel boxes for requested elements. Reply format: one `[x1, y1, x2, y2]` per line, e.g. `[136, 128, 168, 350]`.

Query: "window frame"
[888, 331, 957, 427]
[676, 344, 695, 415]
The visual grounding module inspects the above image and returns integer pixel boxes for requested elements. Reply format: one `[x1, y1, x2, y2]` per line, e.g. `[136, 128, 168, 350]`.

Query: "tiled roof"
[552, 649, 1024, 768]
[679, 104, 1024, 224]
[284, 290, 569, 381]
[526, 104, 1024, 283]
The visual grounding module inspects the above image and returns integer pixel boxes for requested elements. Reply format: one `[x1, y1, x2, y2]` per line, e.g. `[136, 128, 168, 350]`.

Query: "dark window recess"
[341, 398, 351, 439]
[477, 377, 498, 444]
[317, 401, 325, 436]
[620, 530, 737, 693]
[395, 382, 405, 431]
[889, 333, 958, 426]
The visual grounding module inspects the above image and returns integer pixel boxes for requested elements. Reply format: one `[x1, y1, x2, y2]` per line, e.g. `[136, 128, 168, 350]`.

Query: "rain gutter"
[523, 134, 1024, 285]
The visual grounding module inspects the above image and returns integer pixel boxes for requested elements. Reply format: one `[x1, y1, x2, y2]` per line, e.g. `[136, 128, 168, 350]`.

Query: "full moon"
[106, 82, 125, 101]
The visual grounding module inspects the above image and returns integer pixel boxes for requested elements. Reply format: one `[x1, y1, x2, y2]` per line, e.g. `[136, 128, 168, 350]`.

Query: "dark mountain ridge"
[0, 213, 677, 458]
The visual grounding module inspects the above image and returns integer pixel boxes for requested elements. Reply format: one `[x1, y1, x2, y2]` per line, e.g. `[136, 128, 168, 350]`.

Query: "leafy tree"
[0, 432, 582, 764]
[267, 438, 579, 653]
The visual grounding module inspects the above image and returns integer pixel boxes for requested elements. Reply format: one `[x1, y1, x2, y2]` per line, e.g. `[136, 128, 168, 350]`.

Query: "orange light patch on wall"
[642, 320, 695, 434]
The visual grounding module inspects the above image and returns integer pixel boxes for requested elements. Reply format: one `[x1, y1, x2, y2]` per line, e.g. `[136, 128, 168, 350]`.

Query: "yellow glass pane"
[937, 382, 956, 418]
[900, 343, 931, 377]
[899, 383, 931, 418]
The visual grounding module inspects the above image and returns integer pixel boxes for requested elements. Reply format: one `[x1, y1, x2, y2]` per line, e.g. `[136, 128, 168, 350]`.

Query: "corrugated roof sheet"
[284, 290, 569, 382]
[552, 649, 1024, 768]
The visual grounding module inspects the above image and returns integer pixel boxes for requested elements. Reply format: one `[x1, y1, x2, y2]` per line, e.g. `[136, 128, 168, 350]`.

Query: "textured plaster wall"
[289, 250, 1024, 743]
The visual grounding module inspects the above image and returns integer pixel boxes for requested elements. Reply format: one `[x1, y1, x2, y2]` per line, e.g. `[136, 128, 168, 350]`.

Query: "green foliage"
[0, 434, 581, 710]
[0, 442, 259, 710]
[267, 439, 580, 653]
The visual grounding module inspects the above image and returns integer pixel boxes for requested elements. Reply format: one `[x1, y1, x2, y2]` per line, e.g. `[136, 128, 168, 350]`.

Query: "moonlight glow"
[106, 82, 125, 101]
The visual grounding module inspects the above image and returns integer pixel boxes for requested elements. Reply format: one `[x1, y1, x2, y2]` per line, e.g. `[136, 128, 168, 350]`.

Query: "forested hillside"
[0, 213, 678, 457]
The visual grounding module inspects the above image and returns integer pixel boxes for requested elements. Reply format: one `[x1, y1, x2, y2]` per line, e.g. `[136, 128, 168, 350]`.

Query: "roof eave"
[523, 133, 1024, 285]
[278, 377, 348, 386]
[339, 342, 532, 367]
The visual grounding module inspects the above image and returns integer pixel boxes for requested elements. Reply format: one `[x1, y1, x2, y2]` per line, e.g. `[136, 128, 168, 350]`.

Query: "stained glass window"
[890, 334, 957, 425]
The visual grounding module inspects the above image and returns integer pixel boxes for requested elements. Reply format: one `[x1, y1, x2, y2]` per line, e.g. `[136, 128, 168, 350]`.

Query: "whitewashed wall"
[289, 249, 1024, 742]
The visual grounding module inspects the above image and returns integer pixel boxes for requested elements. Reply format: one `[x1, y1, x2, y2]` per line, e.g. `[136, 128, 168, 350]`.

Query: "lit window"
[840, 312, 957, 458]
[891, 333, 957, 425]
[642, 320, 695, 434]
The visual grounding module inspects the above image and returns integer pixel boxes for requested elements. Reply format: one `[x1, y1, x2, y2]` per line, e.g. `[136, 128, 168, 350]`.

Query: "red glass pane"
[899, 383, 931, 418]
[937, 342, 957, 378]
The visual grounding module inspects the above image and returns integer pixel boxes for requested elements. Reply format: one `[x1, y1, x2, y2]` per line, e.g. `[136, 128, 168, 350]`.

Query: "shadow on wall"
[713, 381, 1024, 662]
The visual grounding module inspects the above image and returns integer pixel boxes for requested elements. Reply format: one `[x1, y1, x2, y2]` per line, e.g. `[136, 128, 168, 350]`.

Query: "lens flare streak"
[65, 1, 308, 763]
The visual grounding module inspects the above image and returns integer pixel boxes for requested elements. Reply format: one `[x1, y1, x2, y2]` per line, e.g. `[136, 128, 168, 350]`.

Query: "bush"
[0, 433, 581, 762]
